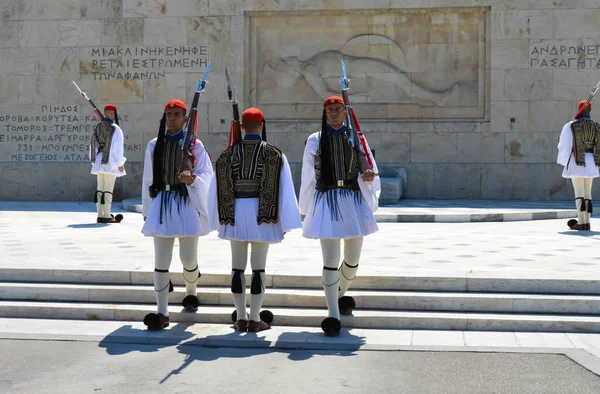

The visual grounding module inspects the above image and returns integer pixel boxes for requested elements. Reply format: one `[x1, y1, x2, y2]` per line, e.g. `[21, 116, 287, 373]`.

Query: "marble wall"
[0, 0, 598, 200]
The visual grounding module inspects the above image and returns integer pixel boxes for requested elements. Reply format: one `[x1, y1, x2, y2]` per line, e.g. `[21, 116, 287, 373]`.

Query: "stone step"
[3, 282, 600, 315]
[2, 268, 600, 294]
[1, 300, 600, 332]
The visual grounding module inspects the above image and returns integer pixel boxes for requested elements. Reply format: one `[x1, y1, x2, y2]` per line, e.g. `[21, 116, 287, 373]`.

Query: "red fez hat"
[165, 99, 187, 112]
[324, 96, 345, 109]
[579, 100, 592, 110]
[242, 107, 264, 122]
[104, 104, 117, 112]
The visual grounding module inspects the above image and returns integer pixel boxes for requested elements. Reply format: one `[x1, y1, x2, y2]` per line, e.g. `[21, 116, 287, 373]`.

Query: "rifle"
[225, 65, 242, 146]
[72, 81, 104, 121]
[339, 60, 373, 170]
[181, 62, 211, 152]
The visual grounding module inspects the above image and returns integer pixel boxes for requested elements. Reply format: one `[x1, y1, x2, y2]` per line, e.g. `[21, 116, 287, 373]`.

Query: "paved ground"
[122, 198, 595, 222]
[1, 201, 599, 280]
[2, 339, 600, 394]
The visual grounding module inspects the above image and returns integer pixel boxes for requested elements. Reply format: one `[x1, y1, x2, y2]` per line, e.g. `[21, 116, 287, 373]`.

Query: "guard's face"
[325, 103, 346, 127]
[165, 108, 188, 132]
[104, 110, 116, 121]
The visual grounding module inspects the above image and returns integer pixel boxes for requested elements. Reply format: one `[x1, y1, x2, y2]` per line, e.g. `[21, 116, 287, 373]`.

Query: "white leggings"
[320, 237, 363, 320]
[572, 178, 593, 224]
[96, 173, 117, 218]
[153, 237, 200, 316]
[230, 241, 269, 322]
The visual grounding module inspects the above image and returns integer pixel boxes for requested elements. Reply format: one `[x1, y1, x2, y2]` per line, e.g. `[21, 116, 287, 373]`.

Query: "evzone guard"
[141, 71, 213, 330]
[89, 104, 126, 223]
[73, 81, 126, 224]
[558, 94, 600, 231]
[209, 68, 301, 332]
[299, 62, 381, 337]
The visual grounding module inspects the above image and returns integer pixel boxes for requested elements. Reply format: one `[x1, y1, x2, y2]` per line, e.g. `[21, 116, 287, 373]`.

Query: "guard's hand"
[361, 169, 378, 182]
[143, 216, 147, 221]
[118, 165, 125, 172]
[556, 137, 560, 143]
[301, 214, 306, 221]
[179, 170, 196, 185]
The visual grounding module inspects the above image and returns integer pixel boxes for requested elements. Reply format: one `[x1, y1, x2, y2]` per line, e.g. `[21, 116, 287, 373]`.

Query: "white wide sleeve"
[186, 139, 213, 219]
[141, 139, 156, 217]
[557, 121, 573, 167]
[357, 137, 381, 212]
[109, 125, 127, 167]
[299, 133, 319, 216]
[278, 154, 302, 232]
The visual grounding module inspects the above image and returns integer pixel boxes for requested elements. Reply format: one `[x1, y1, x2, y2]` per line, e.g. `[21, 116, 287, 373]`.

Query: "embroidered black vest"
[90, 120, 115, 164]
[216, 140, 283, 225]
[571, 118, 600, 166]
[315, 130, 360, 192]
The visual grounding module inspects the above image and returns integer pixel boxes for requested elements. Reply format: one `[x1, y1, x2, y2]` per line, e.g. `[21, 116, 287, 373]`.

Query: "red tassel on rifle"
[350, 107, 373, 166]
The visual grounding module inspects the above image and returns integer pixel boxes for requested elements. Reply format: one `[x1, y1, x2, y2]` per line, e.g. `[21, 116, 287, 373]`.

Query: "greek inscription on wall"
[530, 40, 600, 69]
[0, 106, 143, 163]
[81, 45, 209, 81]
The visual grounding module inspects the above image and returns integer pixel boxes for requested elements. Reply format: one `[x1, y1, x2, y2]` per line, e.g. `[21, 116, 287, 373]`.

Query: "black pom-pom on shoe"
[338, 296, 356, 315]
[182, 295, 200, 312]
[143, 313, 170, 331]
[114, 214, 123, 223]
[259, 310, 274, 324]
[321, 317, 341, 337]
[568, 219, 578, 229]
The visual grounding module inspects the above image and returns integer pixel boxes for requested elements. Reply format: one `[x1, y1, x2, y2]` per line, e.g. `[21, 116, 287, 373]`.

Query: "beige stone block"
[19, 21, 60, 48]
[38, 48, 79, 76]
[114, 162, 143, 199]
[253, 0, 297, 11]
[125, 103, 166, 139]
[208, 0, 254, 15]
[230, 16, 245, 44]
[144, 17, 188, 46]
[404, 163, 433, 198]
[39, 0, 81, 19]
[17, 76, 59, 105]
[100, 80, 145, 104]
[0, 163, 38, 200]
[81, 0, 123, 19]
[263, 123, 298, 134]
[268, 133, 311, 162]
[387, 122, 434, 133]
[0, 0, 39, 20]
[123, 0, 166, 17]
[553, 70, 600, 101]
[209, 44, 244, 73]
[480, 164, 531, 199]
[530, 0, 585, 8]
[185, 71, 230, 105]
[366, 132, 410, 163]
[492, 10, 554, 40]
[505, 132, 553, 164]
[491, 40, 529, 69]
[15, 48, 41, 76]
[411, 132, 458, 163]
[505, 70, 553, 101]
[60, 20, 102, 47]
[490, 101, 529, 133]
[555, 9, 600, 39]
[207, 102, 231, 135]
[165, 0, 209, 17]
[528, 101, 574, 133]
[527, 164, 572, 200]
[38, 163, 96, 201]
[491, 70, 505, 101]
[0, 76, 18, 105]
[0, 49, 20, 75]
[458, 133, 505, 163]
[433, 164, 481, 199]
[144, 73, 188, 104]
[187, 16, 230, 45]
[0, 22, 21, 49]
[102, 18, 145, 46]
[345, 0, 390, 8]
[486, 0, 530, 9]
[434, 122, 491, 133]
[200, 130, 229, 159]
